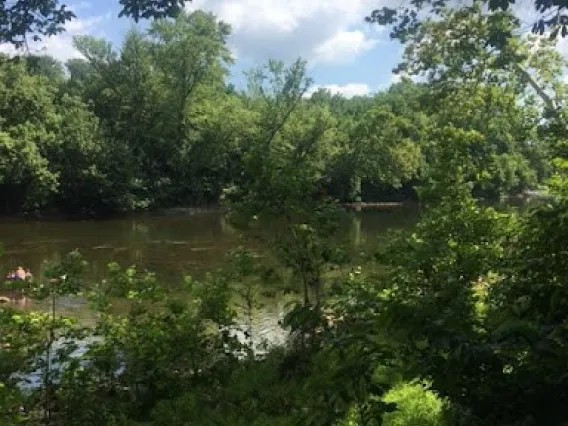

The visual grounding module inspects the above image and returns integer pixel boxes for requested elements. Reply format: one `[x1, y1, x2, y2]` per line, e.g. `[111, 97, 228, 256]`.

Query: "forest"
[0, 5, 556, 215]
[2, 0, 568, 425]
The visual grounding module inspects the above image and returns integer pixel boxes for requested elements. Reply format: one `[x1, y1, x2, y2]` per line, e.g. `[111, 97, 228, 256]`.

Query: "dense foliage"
[2, 3, 568, 426]
[0, 7, 555, 215]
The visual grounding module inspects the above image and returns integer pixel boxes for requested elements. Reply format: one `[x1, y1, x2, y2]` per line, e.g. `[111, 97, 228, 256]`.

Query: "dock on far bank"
[343, 202, 406, 211]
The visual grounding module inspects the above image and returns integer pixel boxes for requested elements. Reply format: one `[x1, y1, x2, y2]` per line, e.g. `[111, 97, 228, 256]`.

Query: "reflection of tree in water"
[351, 215, 362, 247]
[0, 209, 420, 313]
[131, 220, 149, 236]
[220, 215, 236, 234]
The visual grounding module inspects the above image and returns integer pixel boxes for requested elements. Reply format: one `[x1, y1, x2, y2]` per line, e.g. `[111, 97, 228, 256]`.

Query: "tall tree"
[334, 105, 424, 202]
[22, 54, 65, 83]
[148, 11, 232, 158]
[0, 54, 113, 213]
[69, 12, 233, 208]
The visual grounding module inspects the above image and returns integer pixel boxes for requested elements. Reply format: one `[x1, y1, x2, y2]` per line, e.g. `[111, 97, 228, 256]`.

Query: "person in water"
[1, 267, 32, 305]
[6, 266, 33, 281]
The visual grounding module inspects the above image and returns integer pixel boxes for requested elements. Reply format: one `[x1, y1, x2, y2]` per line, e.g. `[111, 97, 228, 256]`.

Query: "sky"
[1, 0, 567, 97]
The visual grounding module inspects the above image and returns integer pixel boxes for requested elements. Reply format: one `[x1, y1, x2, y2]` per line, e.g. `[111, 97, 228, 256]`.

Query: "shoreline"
[0, 204, 226, 223]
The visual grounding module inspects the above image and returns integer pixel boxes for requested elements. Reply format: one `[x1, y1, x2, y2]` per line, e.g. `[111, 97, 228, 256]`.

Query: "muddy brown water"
[0, 206, 420, 345]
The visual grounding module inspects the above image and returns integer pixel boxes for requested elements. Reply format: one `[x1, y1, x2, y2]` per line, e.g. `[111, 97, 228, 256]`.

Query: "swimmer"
[5, 267, 33, 281]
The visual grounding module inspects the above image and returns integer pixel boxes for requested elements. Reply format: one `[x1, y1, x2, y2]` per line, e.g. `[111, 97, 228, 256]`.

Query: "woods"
[0, 7, 556, 215]
[2, 1, 568, 425]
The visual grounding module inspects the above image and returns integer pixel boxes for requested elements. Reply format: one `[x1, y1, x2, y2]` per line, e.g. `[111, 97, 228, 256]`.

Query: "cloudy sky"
[1, 0, 566, 97]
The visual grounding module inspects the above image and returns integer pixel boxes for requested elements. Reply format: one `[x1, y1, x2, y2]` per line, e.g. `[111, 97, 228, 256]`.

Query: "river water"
[0, 206, 420, 346]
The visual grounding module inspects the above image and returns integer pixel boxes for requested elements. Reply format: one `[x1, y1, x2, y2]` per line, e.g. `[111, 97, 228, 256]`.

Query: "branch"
[512, 61, 557, 111]
[263, 84, 310, 151]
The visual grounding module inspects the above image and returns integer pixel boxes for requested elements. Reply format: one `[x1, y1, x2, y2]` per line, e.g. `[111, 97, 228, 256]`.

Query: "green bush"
[382, 382, 445, 426]
[333, 381, 446, 426]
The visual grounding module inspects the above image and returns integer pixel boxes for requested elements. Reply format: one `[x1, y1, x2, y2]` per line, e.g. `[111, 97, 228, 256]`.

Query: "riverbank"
[2, 186, 547, 223]
[0, 203, 228, 223]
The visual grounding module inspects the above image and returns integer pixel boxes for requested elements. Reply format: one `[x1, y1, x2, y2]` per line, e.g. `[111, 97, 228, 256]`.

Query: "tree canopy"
[0, 6, 556, 215]
[367, 0, 568, 44]
[0, 0, 190, 47]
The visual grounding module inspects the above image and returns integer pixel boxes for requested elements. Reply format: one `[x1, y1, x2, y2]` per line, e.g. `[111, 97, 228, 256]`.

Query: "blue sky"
[1, 0, 565, 96]
[2, 0, 405, 97]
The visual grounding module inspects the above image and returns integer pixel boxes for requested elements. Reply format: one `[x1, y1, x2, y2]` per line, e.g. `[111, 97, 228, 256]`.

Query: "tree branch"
[512, 61, 557, 111]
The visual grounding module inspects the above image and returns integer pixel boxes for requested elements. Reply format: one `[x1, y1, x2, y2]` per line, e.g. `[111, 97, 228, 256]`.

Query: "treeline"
[0, 10, 549, 215]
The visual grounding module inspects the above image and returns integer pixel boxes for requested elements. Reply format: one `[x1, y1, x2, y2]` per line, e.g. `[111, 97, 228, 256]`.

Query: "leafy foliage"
[0, 0, 192, 48]
[367, 0, 568, 44]
[381, 382, 446, 426]
[2, 2, 568, 426]
[0, 6, 552, 214]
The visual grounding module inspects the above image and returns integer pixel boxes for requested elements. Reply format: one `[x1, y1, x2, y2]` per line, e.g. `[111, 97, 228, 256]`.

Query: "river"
[0, 205, 420, 347]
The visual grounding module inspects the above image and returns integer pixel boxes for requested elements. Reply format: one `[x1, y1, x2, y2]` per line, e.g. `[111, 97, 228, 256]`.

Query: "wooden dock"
[343, 202, 405, 211]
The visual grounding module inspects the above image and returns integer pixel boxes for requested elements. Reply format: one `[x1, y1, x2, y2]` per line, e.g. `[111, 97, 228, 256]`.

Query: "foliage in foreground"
[3, 169, 568, 426]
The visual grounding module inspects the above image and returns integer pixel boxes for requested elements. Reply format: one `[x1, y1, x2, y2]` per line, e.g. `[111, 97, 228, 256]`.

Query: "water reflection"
[0, 207, 420, 341]
[1, 207, 419, 282]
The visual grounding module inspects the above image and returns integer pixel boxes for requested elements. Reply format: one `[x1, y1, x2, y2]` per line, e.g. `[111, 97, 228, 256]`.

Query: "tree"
[0, 52, 135, 214]
[0, 131, 57, 212]
[394, 3, 567, 111]
[383, 3, 563, 197]
[424, 84, 544, 198]
[22, 55, 65, 83]
[146, 11, 233, 204]
[0, 0, 190, 48]
[182, 88, 259, 204]
[67, 12, 233, 209]
[367, 0, 568, 44]
[224, 59, 340, 330]
[337, 104, 424, 203]
[315, 81, 428, 202]
[0, 55, 60, 211]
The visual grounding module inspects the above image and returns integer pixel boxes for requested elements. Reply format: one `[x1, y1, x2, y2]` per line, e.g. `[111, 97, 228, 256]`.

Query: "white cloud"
[186, 0, 385, 64]
[313, 30, 378, 64]
[305, 83, 371, 98]
[0, 14, 108, 64]
[391, 73, 402, 84]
